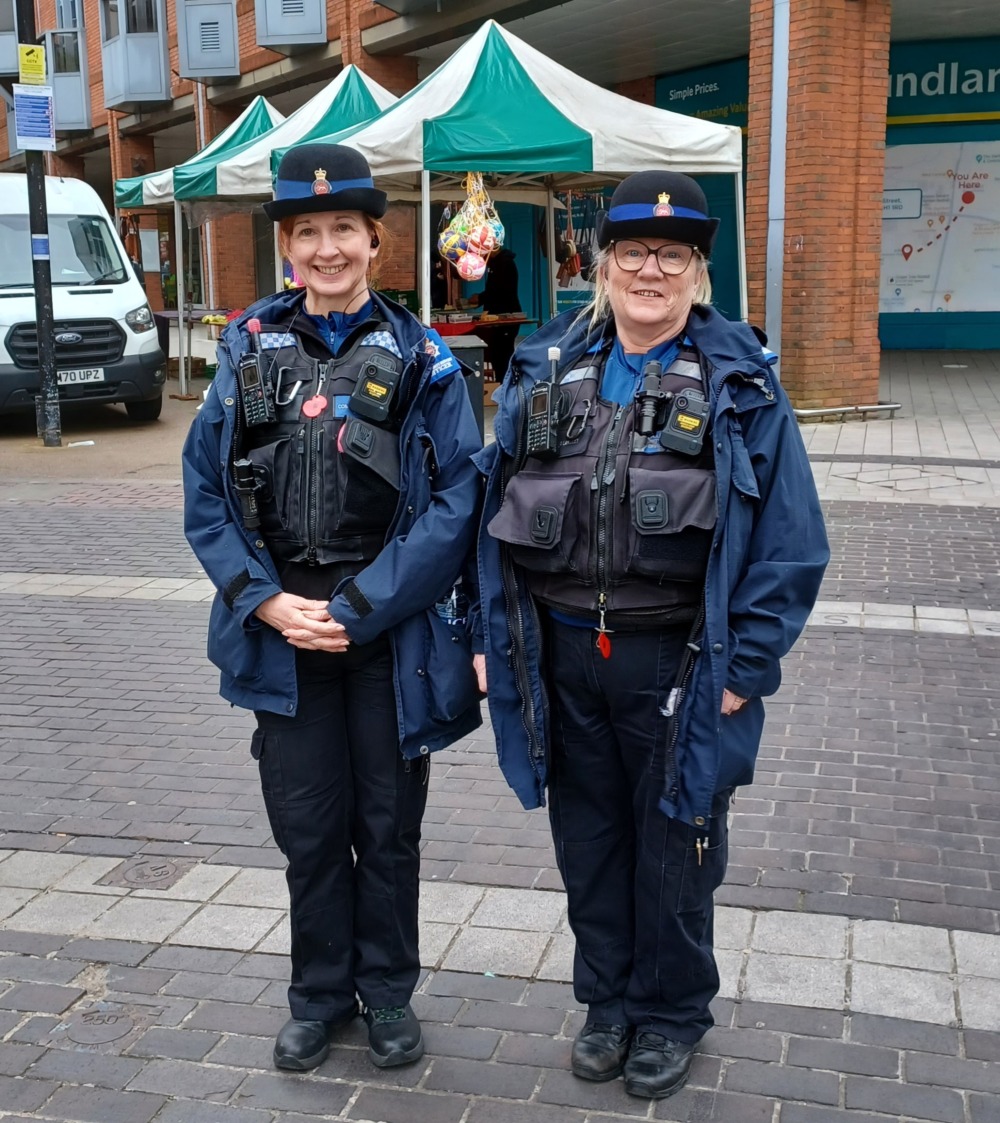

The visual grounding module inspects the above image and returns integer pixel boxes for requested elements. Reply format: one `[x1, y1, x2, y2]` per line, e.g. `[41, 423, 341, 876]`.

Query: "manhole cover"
[66, 1007, 135, 1044]
[43, 1001, 159, 1053]
[99, 857, 195, 890]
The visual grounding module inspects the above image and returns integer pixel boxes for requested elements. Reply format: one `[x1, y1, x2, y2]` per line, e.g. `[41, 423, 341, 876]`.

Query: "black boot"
[624, 1031, 695, 1099]
[273, 1007, 358, 1072]
[363, 1004, 424, 1068]
[571, 1023, 634, 1082]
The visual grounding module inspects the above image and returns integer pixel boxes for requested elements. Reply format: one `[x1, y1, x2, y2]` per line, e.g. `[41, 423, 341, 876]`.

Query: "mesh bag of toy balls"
[437, 172, 506, 282]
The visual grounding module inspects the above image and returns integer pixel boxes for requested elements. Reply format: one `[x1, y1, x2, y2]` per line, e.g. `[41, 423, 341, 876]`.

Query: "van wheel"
[125, 395, 163, 423]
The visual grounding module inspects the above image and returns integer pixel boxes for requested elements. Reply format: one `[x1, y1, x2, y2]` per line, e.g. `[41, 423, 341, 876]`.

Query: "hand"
[254, 593, 351, 653]
[721, 689, 748, 716]
[473, 653, 487, 694]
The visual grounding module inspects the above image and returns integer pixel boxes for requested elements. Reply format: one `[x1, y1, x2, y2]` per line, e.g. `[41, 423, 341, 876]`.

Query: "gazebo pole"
[174, 199, 187, 396]
[274, 226, 283, 294]
[420, 170, 431, 325]
[546, 188, 558, 319]
[735, 170, 749, 323]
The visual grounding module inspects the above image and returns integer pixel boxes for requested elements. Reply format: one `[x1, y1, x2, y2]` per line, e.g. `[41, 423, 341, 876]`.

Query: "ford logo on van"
[55, 331, 83, 345]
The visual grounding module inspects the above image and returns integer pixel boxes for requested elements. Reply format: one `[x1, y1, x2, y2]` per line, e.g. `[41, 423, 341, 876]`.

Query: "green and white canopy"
[173, 65, 397, 202]
[114, 96, 284, 209]
[283, 21, 742, 184]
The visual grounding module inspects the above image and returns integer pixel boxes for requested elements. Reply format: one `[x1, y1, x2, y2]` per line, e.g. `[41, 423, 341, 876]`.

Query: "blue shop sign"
[888, 38, 1000, 122]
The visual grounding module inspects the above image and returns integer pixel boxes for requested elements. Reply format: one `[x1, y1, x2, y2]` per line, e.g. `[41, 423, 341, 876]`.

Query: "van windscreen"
[0, 213, 130, 287]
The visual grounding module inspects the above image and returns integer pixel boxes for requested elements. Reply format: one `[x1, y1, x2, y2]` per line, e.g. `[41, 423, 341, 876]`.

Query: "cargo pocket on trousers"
[676, 805, 729, 913]
[250, 729, 288, 858]
[487, 470, 582, 574]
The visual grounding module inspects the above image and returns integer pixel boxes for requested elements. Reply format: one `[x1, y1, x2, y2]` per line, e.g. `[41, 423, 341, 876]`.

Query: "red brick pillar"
[47, 153, 86, 178]
[616, 77, 655, 106]
[745, 2, 773, 326]
[748, 0, 890, 408]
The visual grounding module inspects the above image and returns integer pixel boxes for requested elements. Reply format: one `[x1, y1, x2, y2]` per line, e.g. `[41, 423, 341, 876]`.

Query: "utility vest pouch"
[487, 470, 584, 575]
[340, 417, 401, 490]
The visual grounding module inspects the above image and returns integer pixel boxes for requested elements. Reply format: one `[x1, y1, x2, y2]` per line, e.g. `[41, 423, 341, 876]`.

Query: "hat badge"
[311, 168, 331, 196]
[653, 192, 673, 217]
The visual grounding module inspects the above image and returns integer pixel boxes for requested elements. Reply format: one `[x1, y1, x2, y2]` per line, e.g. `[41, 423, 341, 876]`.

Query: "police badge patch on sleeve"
[423, 328, 461, 383]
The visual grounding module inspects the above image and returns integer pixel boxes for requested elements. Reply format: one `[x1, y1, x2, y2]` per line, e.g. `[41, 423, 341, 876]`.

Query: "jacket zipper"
[499, 367, 545, 768]
[594, 405, 625, 623]
[305, 361, 330, 565]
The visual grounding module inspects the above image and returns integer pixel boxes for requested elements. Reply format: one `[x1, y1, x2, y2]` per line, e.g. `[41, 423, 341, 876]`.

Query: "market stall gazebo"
[279, 21, 745, 324]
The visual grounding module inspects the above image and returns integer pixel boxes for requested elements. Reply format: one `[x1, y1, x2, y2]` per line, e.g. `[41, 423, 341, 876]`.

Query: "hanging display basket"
[437, 172, 505, 281]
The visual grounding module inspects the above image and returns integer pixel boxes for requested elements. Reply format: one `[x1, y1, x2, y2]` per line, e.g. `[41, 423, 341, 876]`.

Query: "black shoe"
[624, 1032, 695, 1099]
[571, 1022, 634, 1082]
[363, 1004, 424, 1068]
[273, 1007, 358, 1071]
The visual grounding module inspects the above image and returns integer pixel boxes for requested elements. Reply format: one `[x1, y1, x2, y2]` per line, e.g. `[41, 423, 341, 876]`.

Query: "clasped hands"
[255, 592, 351, 653]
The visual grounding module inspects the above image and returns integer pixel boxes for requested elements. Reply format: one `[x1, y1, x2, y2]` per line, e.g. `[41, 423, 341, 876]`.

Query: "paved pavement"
[0, 351, 999, 1122]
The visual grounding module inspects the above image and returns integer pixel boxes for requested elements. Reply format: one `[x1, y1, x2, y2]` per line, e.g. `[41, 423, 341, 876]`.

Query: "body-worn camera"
[236, 354, 275, 427]
[525, 380, 561, 460]
[349, 354, 401, 424]
[659, 387, 710, 456]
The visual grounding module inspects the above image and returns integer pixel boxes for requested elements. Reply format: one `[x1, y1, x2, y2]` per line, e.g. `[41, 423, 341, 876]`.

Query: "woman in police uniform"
[473, 171, 828, 1100]
[183, 144, 481, 1074]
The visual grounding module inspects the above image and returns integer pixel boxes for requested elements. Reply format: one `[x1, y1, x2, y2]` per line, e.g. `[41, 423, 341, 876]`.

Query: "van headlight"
[125, 304, 155, 333]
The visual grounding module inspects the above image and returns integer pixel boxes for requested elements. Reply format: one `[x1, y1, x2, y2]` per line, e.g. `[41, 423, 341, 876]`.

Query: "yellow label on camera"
[678, 414, 701, 431]
[364, 380, 388, 399]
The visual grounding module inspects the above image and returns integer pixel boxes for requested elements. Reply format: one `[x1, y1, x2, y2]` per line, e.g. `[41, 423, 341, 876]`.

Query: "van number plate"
[58, 368, 105, 385]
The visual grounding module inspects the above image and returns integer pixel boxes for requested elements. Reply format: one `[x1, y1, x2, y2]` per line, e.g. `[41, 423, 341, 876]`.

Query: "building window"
[51, 30, 80, 73]
[126, 0, 157, 34]
[102, 0, 119, 40]
[56, 0, 80, 29]
[0, 0, 15, 35]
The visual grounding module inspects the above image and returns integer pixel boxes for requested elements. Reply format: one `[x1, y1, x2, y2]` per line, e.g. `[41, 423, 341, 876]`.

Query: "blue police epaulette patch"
[359, 331, 402, 358]
[422, 328, 461, 383]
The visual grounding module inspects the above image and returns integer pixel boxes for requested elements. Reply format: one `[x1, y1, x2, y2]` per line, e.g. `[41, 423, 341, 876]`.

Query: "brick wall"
[750, 0, 890, 407]
[615, 76, 655, 105]
[745, 0, 773, 327]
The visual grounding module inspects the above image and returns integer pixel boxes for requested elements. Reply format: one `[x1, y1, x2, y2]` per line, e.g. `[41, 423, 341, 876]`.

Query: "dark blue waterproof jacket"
[473, 304, 829, 827]
[182, 289, 483, 758]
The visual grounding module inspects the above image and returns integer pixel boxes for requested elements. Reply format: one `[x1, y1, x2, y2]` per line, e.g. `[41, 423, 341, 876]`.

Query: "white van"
[0, 174, 166, 422]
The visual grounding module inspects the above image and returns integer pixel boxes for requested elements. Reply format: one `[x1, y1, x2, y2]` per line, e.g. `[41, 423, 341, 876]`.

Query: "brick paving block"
[451, 862, 539, 889]
[162, 970, 269, 1004]
[0, 954, 84, 985]
[144, 947, 243, 974]
[786, 1036, 900, 1078]
[419, 881, 484, 924]
[3, 890, 114, 934]
[105, 966, 175, 995]
[651, 1087, 777, 1122]
[410, 993, 463, 1024]
[0, 1010, 24, 1036]
[423, 1055, 539, 1098]
[723, 1057, 840, 1104]
[535, 1068, 647, 1115]
[780, 1108, 900, 1123]
[971, 1092, 1000, 1123]
[234, 1072, 355, 1115]
[232, 951, 290, 980]
[471, 888, 565, 932]
[849, 1014, 960, 1057]
[964, 1028, 1000, 1062]
[465, 1100, 588, 1123]
[317, 1045, 429, 1087]
[9, 1014, 60, 1043]
[423, 970, 526, 1004]
[41, 1085, 167, 1123]
[0, 930, 66, 955]
[349, 1086, 468, 1123]
[27, 1049, 144, 1089]
[853, 919, 953, 972]
[153, 1102, 273, 1123]
[0, 1074, 59, 1113]
[61, 938, 156, 966]
[954, 930, 1000, 978]
[126, 1026, 222, 1061]
[846, 1076, 966, 1122]
[454, 999, 565, 1035]
[0, 982, 85, 1014]
[186, 999, 288, 1037]
[494, 1032, 572, 1069]
[0, 1041, 44, 1076]
[204, 1033, 277, 1071]
[209, 847, 287, 869]
[904, 1050, 1000, 1093]
[126, 1056, 247, 1100]
[422, 1022, 501, 1061]
[743, 952, 846, 1010]
[701, 1025, 783, 1063]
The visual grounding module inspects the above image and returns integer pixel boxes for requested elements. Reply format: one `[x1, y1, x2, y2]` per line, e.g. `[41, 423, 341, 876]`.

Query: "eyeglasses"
[612, 240, 697, 275]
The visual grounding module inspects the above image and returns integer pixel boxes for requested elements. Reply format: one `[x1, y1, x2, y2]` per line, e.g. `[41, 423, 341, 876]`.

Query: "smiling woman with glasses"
[472, 170, 829, 1102]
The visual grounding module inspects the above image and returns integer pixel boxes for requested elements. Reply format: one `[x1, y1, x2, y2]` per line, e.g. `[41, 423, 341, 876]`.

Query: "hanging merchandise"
[557, 190, 582, 288]
[437, 172, 505, 281]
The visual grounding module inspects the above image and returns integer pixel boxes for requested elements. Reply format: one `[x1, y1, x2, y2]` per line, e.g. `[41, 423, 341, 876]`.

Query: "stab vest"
[242, 322, 405, 566]
[488, 341, 717, 627]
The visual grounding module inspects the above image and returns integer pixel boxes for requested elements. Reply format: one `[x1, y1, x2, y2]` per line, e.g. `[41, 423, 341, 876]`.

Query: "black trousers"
[545, 619, 730, 1045]
[252, 639, 428, 1021]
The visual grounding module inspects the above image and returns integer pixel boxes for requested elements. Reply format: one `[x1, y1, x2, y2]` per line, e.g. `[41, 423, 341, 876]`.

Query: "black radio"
[524, 346, 563, 460]
[237, 318, 275, 427]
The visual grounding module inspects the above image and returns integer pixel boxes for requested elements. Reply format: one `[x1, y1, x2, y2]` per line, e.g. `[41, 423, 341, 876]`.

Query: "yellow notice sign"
[18, 44, 46, 85]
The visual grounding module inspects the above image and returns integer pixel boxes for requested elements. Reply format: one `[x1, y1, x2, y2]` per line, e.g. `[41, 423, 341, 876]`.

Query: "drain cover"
[43, 1001, 159, 1053]
[99, 856, 195, 890]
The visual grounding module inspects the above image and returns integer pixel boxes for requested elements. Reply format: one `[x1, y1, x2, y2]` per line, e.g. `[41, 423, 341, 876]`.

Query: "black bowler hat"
[596, 170, 719, 256]
[263, 143, 387, 222]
